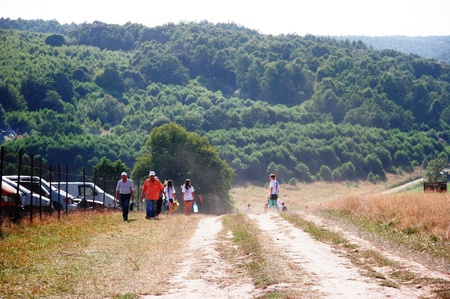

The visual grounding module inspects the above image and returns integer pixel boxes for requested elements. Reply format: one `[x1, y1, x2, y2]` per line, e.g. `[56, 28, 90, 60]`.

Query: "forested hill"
[334, 35, 450, 64]
[2, 18, 449, 64]
[0, 18, 450, 186]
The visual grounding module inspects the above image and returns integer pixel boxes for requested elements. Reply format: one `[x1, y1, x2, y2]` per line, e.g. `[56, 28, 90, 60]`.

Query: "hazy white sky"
[2, 0, 449, 36]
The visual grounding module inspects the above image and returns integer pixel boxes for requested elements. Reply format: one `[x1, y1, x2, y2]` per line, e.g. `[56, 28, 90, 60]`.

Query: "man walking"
[116, 172, 134, 221]
[141, 171, 164, 219]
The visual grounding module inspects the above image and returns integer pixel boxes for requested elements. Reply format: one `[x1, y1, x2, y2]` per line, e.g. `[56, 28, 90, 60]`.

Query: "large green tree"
[93, 157, 129, 192]
[423, 158, 447, 183]
[132, 123, 235, 213]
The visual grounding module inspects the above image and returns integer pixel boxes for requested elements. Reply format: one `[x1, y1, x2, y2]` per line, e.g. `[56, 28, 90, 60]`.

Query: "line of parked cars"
[2, 176, 54, 215]
[1, 176, 119, 220]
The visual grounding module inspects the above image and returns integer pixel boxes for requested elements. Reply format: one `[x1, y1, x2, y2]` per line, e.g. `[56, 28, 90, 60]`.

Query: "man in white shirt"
[116, 172, 134, 221]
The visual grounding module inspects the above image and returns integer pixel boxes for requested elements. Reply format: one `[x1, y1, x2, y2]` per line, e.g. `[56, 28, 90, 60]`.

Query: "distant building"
[423, 182, 447, 192]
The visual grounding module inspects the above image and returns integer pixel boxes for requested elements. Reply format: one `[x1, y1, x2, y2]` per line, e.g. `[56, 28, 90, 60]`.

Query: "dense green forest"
[1, 18, 450, 190]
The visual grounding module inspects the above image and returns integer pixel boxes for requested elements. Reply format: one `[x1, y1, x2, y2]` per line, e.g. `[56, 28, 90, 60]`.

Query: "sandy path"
[300, 211, 450, 282]
[248, 212, 427, 298]
[142, 212, 448, 298]
[142, 216, 255, 299]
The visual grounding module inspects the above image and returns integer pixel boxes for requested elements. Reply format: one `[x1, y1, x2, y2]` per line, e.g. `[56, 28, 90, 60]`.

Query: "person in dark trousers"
[115, 172, 134, 222]
[155, 176, 164, 217]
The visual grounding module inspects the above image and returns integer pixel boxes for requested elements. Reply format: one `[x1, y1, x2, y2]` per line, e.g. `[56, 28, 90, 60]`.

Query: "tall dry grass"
[327, 192, 450, 238]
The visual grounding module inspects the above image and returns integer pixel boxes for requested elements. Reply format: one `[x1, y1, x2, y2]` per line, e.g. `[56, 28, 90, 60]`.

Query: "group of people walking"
[115, 170, 196, 221]
[115, 171, 285, 222]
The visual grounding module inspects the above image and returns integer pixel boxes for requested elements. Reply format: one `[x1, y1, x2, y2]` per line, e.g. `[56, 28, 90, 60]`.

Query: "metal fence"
[0, 146, 145, 236]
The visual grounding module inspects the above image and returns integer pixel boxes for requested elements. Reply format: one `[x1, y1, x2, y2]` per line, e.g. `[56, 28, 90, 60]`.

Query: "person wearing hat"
[141, 171, 164, 219]
[181, 179, 195, 216]
[116, 172, 134, 221]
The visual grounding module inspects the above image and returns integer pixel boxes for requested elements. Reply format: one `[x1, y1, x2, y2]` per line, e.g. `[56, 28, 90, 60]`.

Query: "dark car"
[1, 181, 25, 220]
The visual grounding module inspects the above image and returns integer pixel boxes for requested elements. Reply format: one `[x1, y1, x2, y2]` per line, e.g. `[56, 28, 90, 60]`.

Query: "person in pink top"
[141, 171, 164, 219]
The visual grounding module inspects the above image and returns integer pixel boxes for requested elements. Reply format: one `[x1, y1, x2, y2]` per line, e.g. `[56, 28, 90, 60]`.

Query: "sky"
[1, 0, 450, 36]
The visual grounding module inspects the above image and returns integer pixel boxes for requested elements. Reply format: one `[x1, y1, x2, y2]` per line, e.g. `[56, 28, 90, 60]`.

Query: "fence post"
[65, 165, 69, 213]
[82, 167, 86, 211]
[48, 164, 52, 217]
[93, 169, 97, 211]
[30, 154, 35, 220]
[16, 150, 29, 222]
[102, 174, 107, 208]
[39, 158, 43, 219]
[0, 146, 4, 236]
[57, 164, 61, 218]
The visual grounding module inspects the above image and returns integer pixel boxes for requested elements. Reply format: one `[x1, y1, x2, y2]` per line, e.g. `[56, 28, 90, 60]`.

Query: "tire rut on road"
[248, 212, 426, 298]
[141, 212, 447, 298]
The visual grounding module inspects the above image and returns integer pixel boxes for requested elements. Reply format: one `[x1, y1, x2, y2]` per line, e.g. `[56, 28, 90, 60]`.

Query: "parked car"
[51, 181, 119, 209]
[2, 177, 53, 214]
[4, 175, 78, 212]
[1, 181, 25, 220]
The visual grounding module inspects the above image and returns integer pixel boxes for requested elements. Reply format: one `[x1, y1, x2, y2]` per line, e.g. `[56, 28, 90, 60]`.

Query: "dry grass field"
[2, 169, 449, 298]
[0, 212, 201, 298]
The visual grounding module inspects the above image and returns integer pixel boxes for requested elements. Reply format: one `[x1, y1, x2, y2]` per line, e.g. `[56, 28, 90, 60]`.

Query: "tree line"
[0, 19, 449, 196]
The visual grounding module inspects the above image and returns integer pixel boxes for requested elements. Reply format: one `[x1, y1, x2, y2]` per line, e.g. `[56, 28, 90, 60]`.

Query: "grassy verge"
[0, 210, 200, 298]
[221, 214, 274, 289]
[325, 209, 450, 263]
[220, 214, 312, 299]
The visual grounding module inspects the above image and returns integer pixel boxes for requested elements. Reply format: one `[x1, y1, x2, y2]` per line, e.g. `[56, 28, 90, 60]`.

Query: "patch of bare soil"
[142, 212, 450, 298]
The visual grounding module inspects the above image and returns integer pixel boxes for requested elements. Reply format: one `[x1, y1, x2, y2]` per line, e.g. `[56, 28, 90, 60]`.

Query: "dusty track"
[142, 212, 449, 298]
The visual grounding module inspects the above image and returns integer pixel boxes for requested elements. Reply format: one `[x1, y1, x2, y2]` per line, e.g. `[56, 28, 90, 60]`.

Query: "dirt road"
[382, 178, 424, 194]
[142, 211, 449, 298]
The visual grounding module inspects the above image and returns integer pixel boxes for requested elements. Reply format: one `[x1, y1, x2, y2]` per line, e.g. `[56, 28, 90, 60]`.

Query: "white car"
[4, 175, 78, 212]
[2, 177, 53, 214]
[51, 181, 119, 209]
